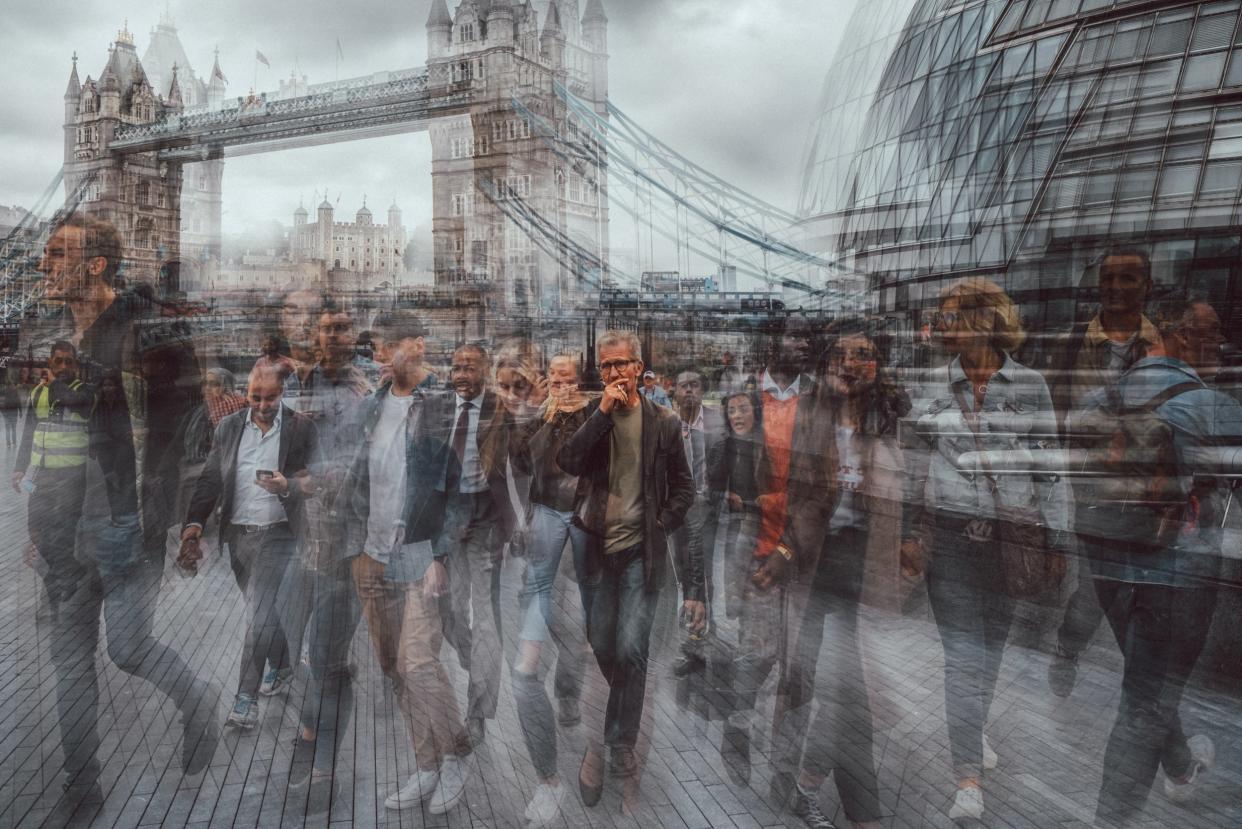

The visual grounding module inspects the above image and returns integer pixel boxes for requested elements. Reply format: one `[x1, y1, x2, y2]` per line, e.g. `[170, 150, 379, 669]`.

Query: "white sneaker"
[949, 785, 984, 820]
[524, 781, 566, 827]
[982, 735, 998, 771]
[428, 755, 468, 815]
[384, 768, 440, 810]
[1163, 734, 1215, 803]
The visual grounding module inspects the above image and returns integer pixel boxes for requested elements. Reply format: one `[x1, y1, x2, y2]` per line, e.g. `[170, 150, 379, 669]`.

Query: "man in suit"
[557, 329, 699, 802]
[669, 367, 725, 678]
[180, 364, 318, 729]
[429, 342, 516, 745]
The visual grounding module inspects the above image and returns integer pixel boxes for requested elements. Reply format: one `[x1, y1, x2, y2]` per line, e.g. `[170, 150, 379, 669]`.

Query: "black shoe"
[672, 653, 706, 679]
[790, 783, 838, 828]
[609, 746, 638, 778]
[467, 717, 486, 747]
[557, 697, 582, 727]
[579, 748, 604, 807]
[1048, 644, 1079, 698]
[721, 720, 751, 786]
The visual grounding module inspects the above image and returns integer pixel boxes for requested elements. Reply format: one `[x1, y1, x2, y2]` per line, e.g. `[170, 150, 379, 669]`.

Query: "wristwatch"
[775, 543, 794, 561]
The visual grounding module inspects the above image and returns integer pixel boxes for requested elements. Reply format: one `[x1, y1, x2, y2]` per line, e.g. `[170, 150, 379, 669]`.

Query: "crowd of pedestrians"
[9, 213, 1242, 828]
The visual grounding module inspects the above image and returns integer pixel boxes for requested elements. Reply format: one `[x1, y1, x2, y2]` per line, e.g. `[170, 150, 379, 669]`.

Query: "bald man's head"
[248, 365, 285, 426]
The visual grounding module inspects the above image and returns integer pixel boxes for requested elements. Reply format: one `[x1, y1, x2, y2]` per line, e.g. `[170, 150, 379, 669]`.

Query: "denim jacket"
[903, 353, 1073, 540]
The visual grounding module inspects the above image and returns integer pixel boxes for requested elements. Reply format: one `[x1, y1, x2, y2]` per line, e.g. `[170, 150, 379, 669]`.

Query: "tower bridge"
[4, 0, 845, 344]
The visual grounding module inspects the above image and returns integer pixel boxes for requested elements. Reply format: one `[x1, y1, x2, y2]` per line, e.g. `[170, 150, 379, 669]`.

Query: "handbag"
[952, 386, 1066, 598]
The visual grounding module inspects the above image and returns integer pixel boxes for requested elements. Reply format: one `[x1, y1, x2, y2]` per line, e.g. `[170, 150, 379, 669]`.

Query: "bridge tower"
[63, 23, 185, 295]
[426, 0, 610, 316]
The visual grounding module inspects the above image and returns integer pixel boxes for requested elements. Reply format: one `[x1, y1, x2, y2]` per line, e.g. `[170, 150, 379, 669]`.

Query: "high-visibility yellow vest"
[30, 381, 90, 469]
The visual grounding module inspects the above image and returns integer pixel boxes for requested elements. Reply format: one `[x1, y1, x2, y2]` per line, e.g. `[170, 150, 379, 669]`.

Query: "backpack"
[1070, 380, 1203, 550]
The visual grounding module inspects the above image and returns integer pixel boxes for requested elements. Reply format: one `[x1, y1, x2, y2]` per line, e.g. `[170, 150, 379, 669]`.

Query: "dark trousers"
[582, 544, 657, 749]
[436, 491, 503, 721]
[926, 515, 1015, 779]
[778, 526, 882, 824]
[226, 523, 296, 698]
[280, 516, 361, 775]
[1058, 544, 1106, 655]
[37, 508, 209, 780]
[1093, 578, 1216, 826]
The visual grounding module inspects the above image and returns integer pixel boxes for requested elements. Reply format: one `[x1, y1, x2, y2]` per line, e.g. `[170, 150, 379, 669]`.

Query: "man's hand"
[390, 521, 406, 552]
[256, 470, 290, 497]
[751, 551, 791, 592]
[682, 600, 707, 633]
[726, 492, 743, 512]
[177, 527, 203, 575]
[600, 379, 628, 414]
[11, 470, 25, 494]
[900, 537, 924, 577]
[424, 559, 448, 601]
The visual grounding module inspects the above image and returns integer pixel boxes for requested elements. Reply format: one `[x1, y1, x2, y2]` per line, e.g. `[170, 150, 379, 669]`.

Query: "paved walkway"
[0, 437, 1239, 829]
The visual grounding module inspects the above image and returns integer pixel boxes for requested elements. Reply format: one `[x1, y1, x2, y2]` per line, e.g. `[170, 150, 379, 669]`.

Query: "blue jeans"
[520, 504, 589, 641]
[926, 514, 1015, 779]
[582, 543, 657, 749]
[513, 504, 590, 779]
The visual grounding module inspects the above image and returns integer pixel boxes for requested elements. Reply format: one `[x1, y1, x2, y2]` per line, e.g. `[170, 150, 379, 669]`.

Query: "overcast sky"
[2, 0, 859, 274]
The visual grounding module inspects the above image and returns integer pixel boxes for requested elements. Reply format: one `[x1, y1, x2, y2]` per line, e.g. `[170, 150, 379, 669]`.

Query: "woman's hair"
[495, 337, 543, 374]
[205, 366, 237, 392]
[939, 276, 1026, 353]
[820, 316, 911, 437]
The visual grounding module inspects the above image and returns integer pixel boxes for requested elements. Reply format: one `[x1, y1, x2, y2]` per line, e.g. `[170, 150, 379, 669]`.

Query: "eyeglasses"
[597, 359, 636, 375]
[933, 311, 960, 329]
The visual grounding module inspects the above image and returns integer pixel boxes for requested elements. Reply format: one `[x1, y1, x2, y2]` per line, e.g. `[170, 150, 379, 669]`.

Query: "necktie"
[447, 400, 471, 491]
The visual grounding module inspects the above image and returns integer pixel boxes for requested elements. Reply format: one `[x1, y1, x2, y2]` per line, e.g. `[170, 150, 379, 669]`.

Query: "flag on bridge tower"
[336, 38, 344, 61]
[255, 49, 270, 68]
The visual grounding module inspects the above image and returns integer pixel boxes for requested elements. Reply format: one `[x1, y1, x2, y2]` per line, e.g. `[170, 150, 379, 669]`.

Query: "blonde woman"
[901, 278, 1071, 820]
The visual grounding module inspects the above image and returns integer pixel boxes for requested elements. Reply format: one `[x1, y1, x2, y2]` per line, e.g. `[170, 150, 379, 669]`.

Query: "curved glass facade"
[811, 0, 1242, 343]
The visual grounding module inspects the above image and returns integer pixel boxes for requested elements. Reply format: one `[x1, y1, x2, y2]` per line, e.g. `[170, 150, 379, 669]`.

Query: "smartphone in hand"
[256, 469, 276, 481]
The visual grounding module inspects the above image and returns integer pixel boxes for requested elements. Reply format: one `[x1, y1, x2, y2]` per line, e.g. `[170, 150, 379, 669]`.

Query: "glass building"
[802, 0, 1242, 347]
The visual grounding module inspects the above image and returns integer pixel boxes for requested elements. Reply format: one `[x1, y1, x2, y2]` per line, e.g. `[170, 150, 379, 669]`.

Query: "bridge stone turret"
[427, 0, 610, 314]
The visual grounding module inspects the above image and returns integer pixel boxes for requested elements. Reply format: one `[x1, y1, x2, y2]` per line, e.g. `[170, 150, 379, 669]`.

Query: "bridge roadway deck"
[0, 435, 1239, 829]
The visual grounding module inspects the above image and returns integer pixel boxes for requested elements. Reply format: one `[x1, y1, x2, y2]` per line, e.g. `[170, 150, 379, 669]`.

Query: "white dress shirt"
[760, 369, 802, 402]
[232, 407, 286, 527]
[450, 393, 488, 494]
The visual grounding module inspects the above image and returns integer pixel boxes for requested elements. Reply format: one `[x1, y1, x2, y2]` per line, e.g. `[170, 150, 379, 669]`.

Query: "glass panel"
[1180, 51, 1227, 92]
[1148, 14, 1194, 58]
[1190, 12, 1238, 52]
[1117, 167, 1157, 201]
[1225, 47, 1242, 86]
[1157, 163, 1201, 198]
[1138, 58, 1182, 96]
[1200, 159, 1242, 196]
